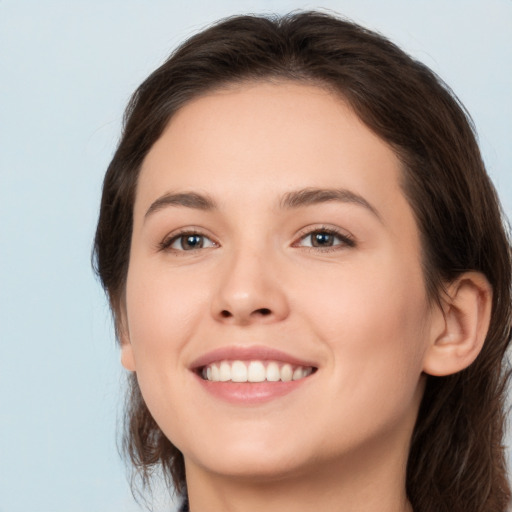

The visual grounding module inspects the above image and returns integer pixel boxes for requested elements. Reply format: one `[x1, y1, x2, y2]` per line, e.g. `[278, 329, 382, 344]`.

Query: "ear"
[423, 272, 492, 377]
[117, 306, 136, 372]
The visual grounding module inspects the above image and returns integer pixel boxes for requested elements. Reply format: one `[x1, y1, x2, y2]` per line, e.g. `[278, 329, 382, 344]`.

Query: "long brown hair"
[93, 11, 512, 511]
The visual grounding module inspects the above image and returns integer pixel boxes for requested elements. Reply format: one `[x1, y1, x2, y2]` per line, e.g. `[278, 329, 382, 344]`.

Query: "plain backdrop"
[1, 1, 511, 511]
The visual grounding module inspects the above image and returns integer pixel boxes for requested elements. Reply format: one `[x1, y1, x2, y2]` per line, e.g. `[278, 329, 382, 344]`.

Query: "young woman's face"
[121, 82, 436, 481]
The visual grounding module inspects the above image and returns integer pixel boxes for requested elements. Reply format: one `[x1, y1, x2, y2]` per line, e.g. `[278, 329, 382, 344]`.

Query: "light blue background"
[1, 1, 511, 511]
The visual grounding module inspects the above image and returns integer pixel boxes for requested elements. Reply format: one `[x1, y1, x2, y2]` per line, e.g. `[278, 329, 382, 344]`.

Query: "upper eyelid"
[159, 228, 218, 250]
[292, 227, 357, 252]
[293, 225, 355, 242]
[158, 224, 355, 249]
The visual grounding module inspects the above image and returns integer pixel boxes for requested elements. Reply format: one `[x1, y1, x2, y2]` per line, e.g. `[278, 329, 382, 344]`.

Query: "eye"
[295, 228, 355, 250]
[160, 231, 217, 252]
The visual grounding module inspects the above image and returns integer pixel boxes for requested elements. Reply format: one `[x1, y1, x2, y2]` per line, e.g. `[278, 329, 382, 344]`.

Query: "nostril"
[218, 308, 272, 320]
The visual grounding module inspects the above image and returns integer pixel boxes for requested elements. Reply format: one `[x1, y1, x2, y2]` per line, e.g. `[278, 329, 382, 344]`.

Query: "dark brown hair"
[93, 11, 512, 511]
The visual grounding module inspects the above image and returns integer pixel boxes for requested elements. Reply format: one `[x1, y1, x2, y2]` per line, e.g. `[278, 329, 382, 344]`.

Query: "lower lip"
[195, 374, 311, 405]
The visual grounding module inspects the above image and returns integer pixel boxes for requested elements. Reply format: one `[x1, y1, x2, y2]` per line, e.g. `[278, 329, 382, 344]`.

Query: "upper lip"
[189, 345, 318, 370]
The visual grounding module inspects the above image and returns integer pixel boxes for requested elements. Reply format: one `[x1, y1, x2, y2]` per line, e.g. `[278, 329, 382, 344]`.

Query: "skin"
[119, 82, 491, 512]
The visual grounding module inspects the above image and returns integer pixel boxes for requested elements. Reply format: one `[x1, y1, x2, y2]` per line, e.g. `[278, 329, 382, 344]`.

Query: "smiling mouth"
[198, 360, 317, 383]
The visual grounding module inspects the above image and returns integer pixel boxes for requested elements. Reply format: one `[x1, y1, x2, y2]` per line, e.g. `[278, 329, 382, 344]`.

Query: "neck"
[184, 431, 413, 512]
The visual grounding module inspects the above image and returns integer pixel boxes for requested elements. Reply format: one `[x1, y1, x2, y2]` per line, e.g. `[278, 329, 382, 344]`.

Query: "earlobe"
[117, 310, 136, 372]
[120, 336, 136, 372]
[422, 272, 492, 377]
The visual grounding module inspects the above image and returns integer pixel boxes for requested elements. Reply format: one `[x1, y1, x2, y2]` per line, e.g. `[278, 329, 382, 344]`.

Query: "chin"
[180, 428, 315, 481]
[197, 453, 311, 483]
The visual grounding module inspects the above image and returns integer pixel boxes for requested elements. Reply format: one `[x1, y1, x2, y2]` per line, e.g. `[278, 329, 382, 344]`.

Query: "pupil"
[313, 232, 333, 247]
[183, 235, 203, 249]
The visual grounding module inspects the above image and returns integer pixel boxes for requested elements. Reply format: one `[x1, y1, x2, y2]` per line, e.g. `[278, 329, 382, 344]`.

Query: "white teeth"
[266, 361, 281, 382]
[219, 361, 231, 382]
[247, 361, 266, 382]
[231, 360, 247, 382]
[201, 360, 314, 383]
[292, 367, 304, 380]
[281, 363, 293, 382]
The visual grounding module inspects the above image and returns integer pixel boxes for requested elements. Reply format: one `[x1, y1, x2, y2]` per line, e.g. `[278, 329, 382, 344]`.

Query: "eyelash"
[158, 229, 217, 252]
[292, 226, 356, 252]
[158, 226, 356, 254]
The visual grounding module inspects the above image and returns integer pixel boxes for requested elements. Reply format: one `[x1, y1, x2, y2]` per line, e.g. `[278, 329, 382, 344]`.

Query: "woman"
[93, 11, 512, 512]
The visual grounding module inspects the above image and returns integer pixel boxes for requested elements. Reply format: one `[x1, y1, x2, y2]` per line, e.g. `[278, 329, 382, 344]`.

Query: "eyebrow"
[280, 187, 381, 220]
[144, 187, 380, 221]
[145, 192, 217, 220]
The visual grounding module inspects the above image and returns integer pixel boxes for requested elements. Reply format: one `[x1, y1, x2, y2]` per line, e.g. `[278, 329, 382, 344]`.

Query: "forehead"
[137, 81, 406, 211]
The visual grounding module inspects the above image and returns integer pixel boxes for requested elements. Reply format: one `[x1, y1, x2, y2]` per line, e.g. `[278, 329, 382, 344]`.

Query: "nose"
[211, 248, 290, 325]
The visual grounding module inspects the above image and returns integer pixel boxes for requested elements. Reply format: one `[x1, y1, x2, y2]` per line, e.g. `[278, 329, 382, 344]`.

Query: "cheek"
[297, 256, 430, 403]
[124, 259, 209, 370]
[123, 262, 210, 436]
